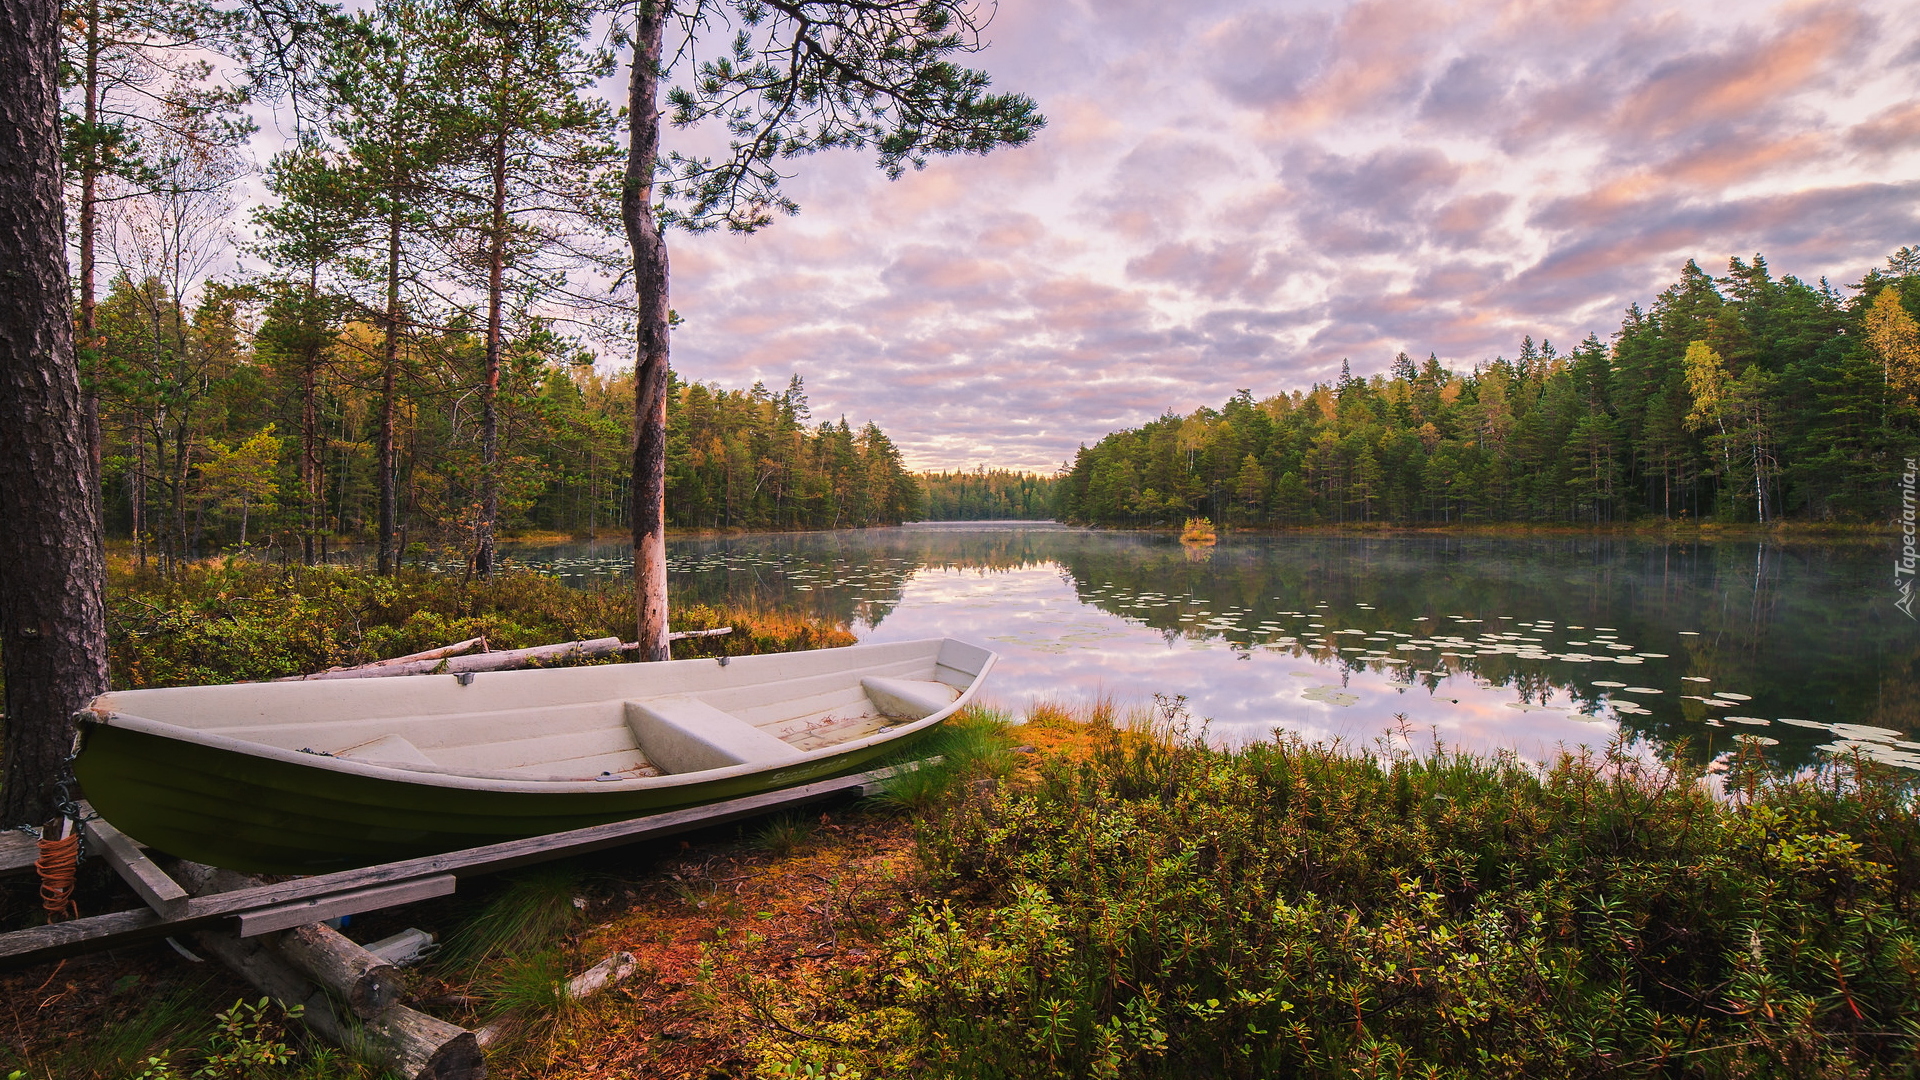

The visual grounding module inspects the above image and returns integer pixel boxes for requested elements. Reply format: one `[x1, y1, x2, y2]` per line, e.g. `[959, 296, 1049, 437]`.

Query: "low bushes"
[105, 559, 855, 687]
[875, 707, 1920, 1078]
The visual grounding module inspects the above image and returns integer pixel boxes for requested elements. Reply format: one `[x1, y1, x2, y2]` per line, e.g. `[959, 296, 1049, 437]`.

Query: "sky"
[636, 0, 1920, 473]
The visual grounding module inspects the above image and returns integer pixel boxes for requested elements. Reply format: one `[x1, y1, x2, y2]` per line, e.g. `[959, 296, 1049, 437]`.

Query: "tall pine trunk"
[78, 0, 102, 490]
[475, 60, 509, 578]
[624, 0, 670, 660]
[378, 196, 401, 575]
[0, 0, 110, 826]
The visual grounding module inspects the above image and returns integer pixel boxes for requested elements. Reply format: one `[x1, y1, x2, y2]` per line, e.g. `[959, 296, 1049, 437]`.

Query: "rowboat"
[74, 638, 995, 874]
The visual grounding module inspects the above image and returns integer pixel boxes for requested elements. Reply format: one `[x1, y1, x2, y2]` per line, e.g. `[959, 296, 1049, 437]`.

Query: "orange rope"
[36, 828, 81, 922]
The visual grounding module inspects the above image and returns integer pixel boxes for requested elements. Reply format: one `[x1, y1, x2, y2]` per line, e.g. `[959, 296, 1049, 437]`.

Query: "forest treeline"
[917, 469, 1058, 520]
[93, 270, 924, 558]
[66, 0, 931, 567]
[1056, 251, 1920, 527]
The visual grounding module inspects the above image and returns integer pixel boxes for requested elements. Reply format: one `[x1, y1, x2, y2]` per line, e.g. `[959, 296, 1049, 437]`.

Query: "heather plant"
[885, 708, 1920, 1078]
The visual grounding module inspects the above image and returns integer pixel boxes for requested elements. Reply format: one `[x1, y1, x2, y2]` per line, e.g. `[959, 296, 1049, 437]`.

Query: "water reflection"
[497, 524, 1920, 770]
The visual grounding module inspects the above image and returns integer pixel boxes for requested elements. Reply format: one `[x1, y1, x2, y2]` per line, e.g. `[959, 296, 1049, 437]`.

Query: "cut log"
[173, 862, 406, 1016]
[566, 951, 637, 999]
[172, 861, 478, 1077]
[275, 638, 486, 682]
[277, 923, 405, 1018]
[284, 638, 624, 681]
[475, 949, 638, 1048]
[188, 928, 481, 1080]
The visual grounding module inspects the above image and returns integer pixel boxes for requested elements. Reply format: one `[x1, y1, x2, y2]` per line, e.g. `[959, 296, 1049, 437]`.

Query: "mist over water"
[500, 523, 1920, 771]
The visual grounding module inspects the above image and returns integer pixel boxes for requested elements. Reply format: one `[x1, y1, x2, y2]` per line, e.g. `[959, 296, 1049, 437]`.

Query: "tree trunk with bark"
[624, 1, 671, 661]
[475, 59, 509, 579]
[378, 197, 402, 576]
[0, 0, 111, 826]
[77, 0, 102, 490]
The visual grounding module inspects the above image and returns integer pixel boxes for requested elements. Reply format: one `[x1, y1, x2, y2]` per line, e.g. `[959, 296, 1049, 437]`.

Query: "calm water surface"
[499, 524, 1920, 771]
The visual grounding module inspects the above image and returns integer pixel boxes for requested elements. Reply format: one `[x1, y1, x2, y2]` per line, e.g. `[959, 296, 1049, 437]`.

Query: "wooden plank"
[83, 810, 188, 917]
[0, 831, 39, 874]
[0, 762, 912, 969]
[237, 875, 456, 937]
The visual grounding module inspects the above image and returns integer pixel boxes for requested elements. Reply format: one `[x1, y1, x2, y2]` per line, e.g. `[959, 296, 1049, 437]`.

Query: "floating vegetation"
[1682, 676, 1713, 683]
[1623, 686, 1663, 694]
[1300, 686, 1360, 706]
[1733, 733, 1780, 746]
[1712, 692, 1753, 701]
[1830, 723, 1906, 742]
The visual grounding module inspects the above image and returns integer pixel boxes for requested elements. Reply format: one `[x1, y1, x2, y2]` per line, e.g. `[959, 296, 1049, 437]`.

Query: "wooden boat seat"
[625, 698, 807, 775]
[861, 677, 960, 720]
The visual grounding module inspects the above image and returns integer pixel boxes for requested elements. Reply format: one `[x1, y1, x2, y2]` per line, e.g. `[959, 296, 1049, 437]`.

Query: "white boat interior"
[90, 638, 992, 784]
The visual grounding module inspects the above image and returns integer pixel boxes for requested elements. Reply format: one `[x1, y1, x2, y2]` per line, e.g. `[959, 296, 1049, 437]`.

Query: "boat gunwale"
[81, 639, 995, 795]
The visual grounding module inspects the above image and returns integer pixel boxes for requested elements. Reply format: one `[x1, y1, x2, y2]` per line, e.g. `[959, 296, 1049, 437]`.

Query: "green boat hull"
[76, 721, 927, 875]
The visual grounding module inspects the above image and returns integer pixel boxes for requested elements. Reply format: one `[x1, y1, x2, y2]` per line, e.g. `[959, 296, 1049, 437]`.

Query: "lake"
[496, 523, 1920, 771]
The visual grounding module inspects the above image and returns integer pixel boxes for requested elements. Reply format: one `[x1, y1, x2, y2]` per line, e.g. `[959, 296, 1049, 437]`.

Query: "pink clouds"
[656, 0, 1920, 472]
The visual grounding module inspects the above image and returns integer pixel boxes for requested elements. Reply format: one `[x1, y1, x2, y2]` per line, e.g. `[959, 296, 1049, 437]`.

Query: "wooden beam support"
[0, 761, 918, 968]
[82, 810, 188, 917]
[237, 875, 456, 937]
[172, 861, 408, 1019]
[0, 831, 40, 874]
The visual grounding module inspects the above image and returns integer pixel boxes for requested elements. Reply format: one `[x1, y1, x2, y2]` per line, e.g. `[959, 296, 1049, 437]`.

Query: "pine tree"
[618, 0, 1043, 657]
[443, 0, 619, 576]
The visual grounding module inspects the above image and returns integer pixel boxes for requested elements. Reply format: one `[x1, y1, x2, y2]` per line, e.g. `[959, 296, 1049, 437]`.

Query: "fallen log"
[187, 929, 481, 1080]
[628, 626, 733, 649]
[172, 862, 479, 1078]
[275, 638, 487, 682]
[475, 950, 638, 1048]
[285, 637, 625, 681]
[171, 862, 403, 1018]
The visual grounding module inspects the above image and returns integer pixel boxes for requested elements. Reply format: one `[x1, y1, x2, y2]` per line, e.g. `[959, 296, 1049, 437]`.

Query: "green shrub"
[104, 560, 853, 688]
[885, 720, 1920, 1079]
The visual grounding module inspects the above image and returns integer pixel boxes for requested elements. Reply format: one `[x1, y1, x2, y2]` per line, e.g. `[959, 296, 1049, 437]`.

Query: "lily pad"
[1828, 723, 1904, 742]
[1733, 734, 1779, 746]
[1711, 692, 1752, 701]
[1623, 687, 1663, 694]
[1681, 676, 1712, 683]
[1301, 686, 1360, 707]
[1593, 680, 1629, 687]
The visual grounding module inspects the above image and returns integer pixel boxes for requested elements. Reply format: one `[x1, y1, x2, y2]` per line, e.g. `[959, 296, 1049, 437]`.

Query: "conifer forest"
[1057, 251, 1920, 528]
[67, 0, 930, 570]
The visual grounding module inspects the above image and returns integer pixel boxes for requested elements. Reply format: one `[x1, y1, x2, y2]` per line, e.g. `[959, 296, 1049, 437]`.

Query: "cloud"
[1850, 101, 1920, 153]
[651, 0, 1920, 471]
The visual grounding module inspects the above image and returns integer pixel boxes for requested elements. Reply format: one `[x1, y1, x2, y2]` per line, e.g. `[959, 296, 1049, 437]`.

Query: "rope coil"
[36, 821, 81, 922]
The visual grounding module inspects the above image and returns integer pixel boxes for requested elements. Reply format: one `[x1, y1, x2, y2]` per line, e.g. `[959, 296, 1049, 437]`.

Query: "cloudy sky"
[656, 0, 1920, 472]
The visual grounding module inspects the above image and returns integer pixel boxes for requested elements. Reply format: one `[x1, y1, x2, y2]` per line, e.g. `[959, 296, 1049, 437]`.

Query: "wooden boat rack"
[0, 761, 914, 970]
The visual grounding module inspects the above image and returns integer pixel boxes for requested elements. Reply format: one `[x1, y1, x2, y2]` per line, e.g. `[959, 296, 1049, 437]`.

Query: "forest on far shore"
[1055, 250, 1920, 528]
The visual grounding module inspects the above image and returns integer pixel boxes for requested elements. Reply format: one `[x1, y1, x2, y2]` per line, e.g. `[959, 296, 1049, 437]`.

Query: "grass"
[435, 866, 582, 974]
